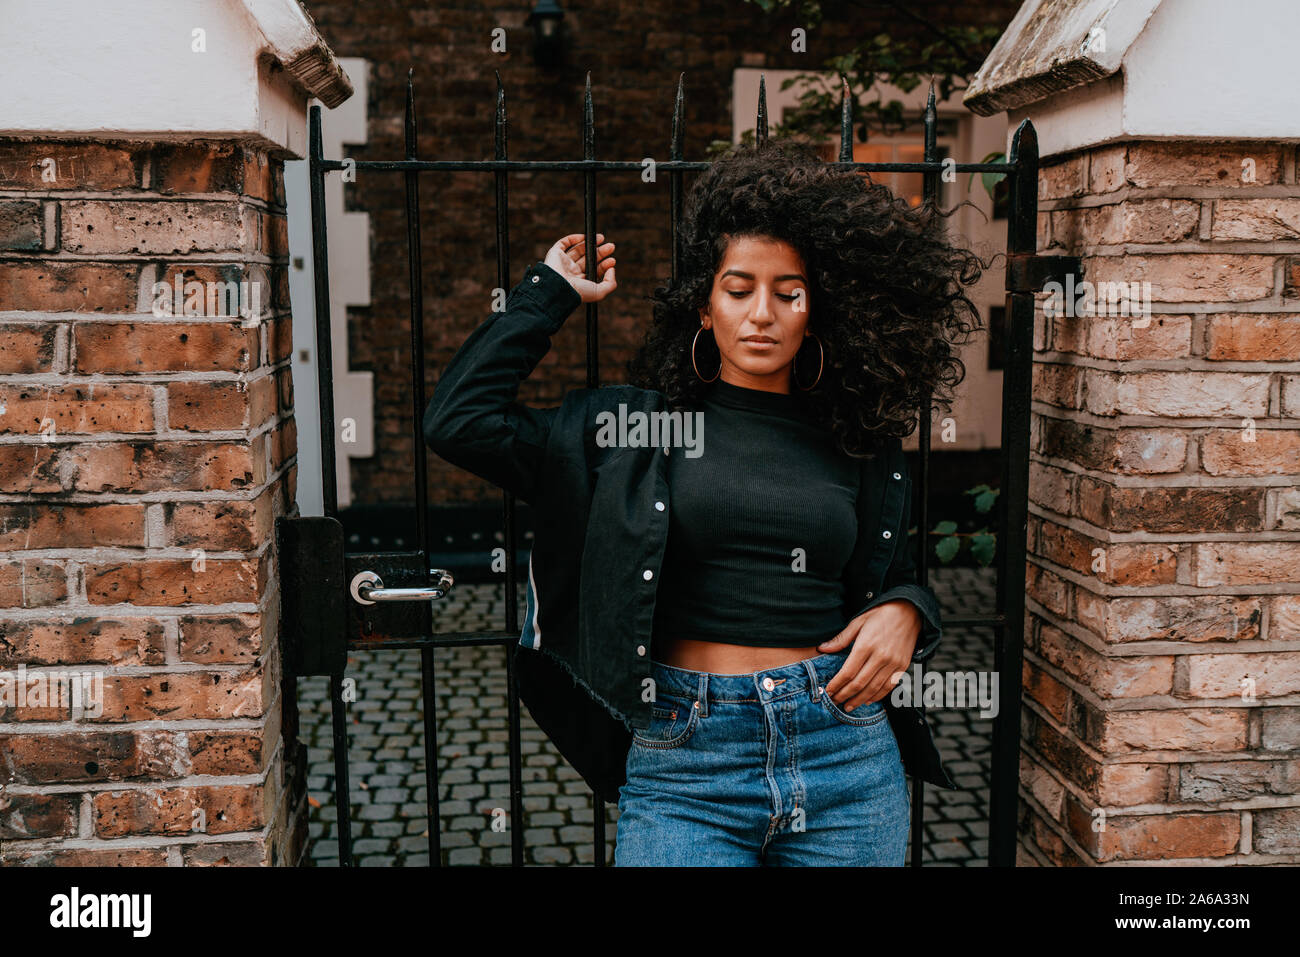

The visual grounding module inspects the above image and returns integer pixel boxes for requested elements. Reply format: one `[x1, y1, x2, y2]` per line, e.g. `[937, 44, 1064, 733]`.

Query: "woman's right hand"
[544, 233, 617, 303]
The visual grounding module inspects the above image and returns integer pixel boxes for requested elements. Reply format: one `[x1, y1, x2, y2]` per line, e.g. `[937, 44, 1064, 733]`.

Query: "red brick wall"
[0, 141, 307, 866]
[303, 0, 1024, 506]
[1020, 142, 1300, 864]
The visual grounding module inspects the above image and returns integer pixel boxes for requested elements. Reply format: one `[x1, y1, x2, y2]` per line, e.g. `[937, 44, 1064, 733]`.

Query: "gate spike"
[670, 72, 685, 161]
[923, 79, 937, 206]
[1008, 117, 1037, 166]
[494, 70, 507, 159]
[756, 73, 768, 146]
[838, 73, 853, 163]
[669, 73, 686, 287]
[583, 70, 594, 160]
[924, 79, 937, 142]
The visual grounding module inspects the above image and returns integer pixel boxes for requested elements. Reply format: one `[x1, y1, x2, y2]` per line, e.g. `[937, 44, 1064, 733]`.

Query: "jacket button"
[654, 501, 665, 511]
[663, 446, 670, 456]
[893, 471, 902, 480]
[882, 530, 892, 539]
[865, 591, 874, 599]
[531, 275, 540, 283]
[643, 569, 653, 580]
[636, 645, 646, 656]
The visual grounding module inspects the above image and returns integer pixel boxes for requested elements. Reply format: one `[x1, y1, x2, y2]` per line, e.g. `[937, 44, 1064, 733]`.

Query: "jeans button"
[762, 676, 775, 692]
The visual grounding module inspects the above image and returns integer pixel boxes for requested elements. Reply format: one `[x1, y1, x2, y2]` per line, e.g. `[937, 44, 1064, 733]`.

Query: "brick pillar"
[1020, 141, 1300, 864]
[0, 141, 306, 865]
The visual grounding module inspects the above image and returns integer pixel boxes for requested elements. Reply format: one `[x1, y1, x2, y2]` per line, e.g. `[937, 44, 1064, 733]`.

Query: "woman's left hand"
[818, 601, 920, 712]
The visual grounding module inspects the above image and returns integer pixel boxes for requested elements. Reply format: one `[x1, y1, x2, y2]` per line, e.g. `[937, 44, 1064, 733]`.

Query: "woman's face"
[698, 234, 812, 393]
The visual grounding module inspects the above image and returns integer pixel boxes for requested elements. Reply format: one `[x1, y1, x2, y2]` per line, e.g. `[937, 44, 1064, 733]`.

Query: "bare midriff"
[655, 635, 824, 675]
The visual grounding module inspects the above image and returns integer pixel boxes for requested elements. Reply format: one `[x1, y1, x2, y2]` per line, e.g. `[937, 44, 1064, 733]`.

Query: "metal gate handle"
[350, 569, 454, 606]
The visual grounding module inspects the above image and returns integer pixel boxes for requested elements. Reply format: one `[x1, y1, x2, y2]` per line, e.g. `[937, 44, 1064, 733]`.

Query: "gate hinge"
[1005, 253, 1083, 293]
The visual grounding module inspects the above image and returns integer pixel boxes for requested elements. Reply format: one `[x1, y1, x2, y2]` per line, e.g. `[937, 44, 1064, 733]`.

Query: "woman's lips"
[741, 337, 777, 349]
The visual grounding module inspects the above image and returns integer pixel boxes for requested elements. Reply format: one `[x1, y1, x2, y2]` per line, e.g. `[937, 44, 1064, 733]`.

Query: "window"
[813, 134, 952, 210]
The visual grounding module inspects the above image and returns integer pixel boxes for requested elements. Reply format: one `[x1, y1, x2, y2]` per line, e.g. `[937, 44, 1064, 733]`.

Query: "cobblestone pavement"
[300, 566, 997, 866]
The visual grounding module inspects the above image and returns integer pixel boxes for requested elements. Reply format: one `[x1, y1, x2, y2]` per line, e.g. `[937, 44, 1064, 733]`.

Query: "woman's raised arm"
[422, 235, 616, 505]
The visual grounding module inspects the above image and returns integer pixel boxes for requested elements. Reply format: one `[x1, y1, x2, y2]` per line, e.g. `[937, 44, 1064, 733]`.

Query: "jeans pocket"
[631, 693, 699, 749]
[819, 692, 888, 727]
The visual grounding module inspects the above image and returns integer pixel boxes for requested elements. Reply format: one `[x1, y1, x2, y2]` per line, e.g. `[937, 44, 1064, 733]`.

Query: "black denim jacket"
[424, 261, 957, 801]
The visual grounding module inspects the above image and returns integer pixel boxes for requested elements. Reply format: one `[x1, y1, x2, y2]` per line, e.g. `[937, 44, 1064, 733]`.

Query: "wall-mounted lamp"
[525, 0, 566, 68]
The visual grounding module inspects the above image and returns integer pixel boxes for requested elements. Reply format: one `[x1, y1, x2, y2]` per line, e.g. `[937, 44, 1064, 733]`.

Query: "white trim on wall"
[285, 56, 373, 514]
[0, 0, 350, 148]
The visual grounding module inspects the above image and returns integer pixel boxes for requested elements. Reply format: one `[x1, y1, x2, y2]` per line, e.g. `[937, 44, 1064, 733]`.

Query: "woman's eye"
[725, 290, 800, 301]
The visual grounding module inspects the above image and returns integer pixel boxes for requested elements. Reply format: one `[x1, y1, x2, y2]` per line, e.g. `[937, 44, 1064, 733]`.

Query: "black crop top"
[650, 377, 861, 648]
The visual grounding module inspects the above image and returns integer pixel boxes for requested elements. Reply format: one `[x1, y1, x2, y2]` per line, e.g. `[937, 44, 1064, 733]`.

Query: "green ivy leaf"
[935, 535, 961, 564]
[969, 531, 996, 566]
[725, 8, 1001, 150]
[965, 151, 1006, 198]
[932, 520, 958, 536]
[968, 484, 999, 514]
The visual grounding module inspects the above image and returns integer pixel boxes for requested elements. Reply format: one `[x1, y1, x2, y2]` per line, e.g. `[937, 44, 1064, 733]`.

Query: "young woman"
[425, 139, 986, 866]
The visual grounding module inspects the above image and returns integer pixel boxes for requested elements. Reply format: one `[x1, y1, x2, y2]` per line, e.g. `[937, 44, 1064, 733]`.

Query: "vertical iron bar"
[838, 74, 853, 163]
[906, 82, 940, 870]
[405, 88, 431, 562]
[989, 119, 1039, 867]
[418, 650, 443, 864]
[581, 71, 607, 864]
[493, 70, 527, 869]
[405, 72, 445, 868]
[756, 73, 768, 147]
[328, 674, 354, 867]
[310, 104, 354, 867]
[669, 73, 686, 285]
[582, 72, 600, 390]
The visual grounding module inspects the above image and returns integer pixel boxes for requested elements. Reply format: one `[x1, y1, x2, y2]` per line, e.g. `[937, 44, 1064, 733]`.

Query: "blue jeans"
[614, 651, 911, 866]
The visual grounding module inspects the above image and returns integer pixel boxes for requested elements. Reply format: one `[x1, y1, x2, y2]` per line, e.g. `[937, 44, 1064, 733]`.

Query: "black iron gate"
[277, 71, 1080, 867]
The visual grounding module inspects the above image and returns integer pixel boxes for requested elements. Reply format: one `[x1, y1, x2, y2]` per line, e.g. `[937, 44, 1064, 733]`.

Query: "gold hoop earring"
[793, 333, 824, 391]
[692, 324, 721, 383]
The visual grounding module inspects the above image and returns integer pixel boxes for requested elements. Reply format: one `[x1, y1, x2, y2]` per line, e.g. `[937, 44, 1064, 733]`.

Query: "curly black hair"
[625, 138, 993, 458]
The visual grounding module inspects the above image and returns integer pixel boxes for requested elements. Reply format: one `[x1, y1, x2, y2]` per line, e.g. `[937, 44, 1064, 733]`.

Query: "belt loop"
[802, 658, 820, 701]
[696, 673, 709, 717]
